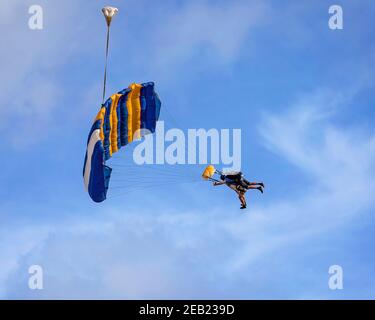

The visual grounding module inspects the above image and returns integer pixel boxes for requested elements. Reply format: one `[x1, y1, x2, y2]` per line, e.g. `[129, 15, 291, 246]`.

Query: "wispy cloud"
[0, 0, 101, 147]
[147, 0, 268, 68]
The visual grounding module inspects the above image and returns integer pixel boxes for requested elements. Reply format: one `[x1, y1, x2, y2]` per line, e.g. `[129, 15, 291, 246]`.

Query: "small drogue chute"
[102, 6, 119, 26]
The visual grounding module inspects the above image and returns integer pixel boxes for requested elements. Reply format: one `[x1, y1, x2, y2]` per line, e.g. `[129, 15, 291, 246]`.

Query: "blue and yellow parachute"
[83, 82, 161, 202]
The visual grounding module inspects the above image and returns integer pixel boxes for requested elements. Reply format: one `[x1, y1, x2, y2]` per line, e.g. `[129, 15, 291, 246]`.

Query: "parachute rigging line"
[102, 25, 110, 104]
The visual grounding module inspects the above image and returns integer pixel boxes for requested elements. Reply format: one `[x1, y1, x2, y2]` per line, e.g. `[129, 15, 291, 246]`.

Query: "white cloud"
[156, 1, 265, 61]
[259, 89, 375, 192]
[130, 0, 268, 79]
[0, 223, 50, 297]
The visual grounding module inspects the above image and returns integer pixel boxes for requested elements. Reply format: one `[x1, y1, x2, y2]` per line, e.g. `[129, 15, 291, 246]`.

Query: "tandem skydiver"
[212, 172, 264, 209]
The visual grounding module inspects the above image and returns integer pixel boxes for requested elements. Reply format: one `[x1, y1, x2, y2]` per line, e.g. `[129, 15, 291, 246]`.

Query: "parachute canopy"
[202, 165, 216, 180]
[83, 82, 161, 202]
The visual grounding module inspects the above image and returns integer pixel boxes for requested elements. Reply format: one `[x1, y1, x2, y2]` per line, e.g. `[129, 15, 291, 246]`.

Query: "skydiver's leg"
[247, 185, 264, 193]
[238, 193, 247, 209]
[247, 185, 263, 193]
[229, 185, 247, 209]
[241, 179, 264, 189]
[246, 182, 265, 188]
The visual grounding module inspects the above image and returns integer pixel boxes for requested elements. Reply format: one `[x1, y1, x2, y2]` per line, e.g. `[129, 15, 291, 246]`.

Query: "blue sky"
[1, 0, 375, 299]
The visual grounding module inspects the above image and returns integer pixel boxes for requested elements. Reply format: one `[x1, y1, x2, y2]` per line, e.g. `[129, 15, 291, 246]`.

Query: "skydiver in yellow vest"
[213, 172, 264, 209]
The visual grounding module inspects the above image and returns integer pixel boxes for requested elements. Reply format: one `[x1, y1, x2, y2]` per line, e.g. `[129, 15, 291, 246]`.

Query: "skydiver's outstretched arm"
[213, 181, 225, 186]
